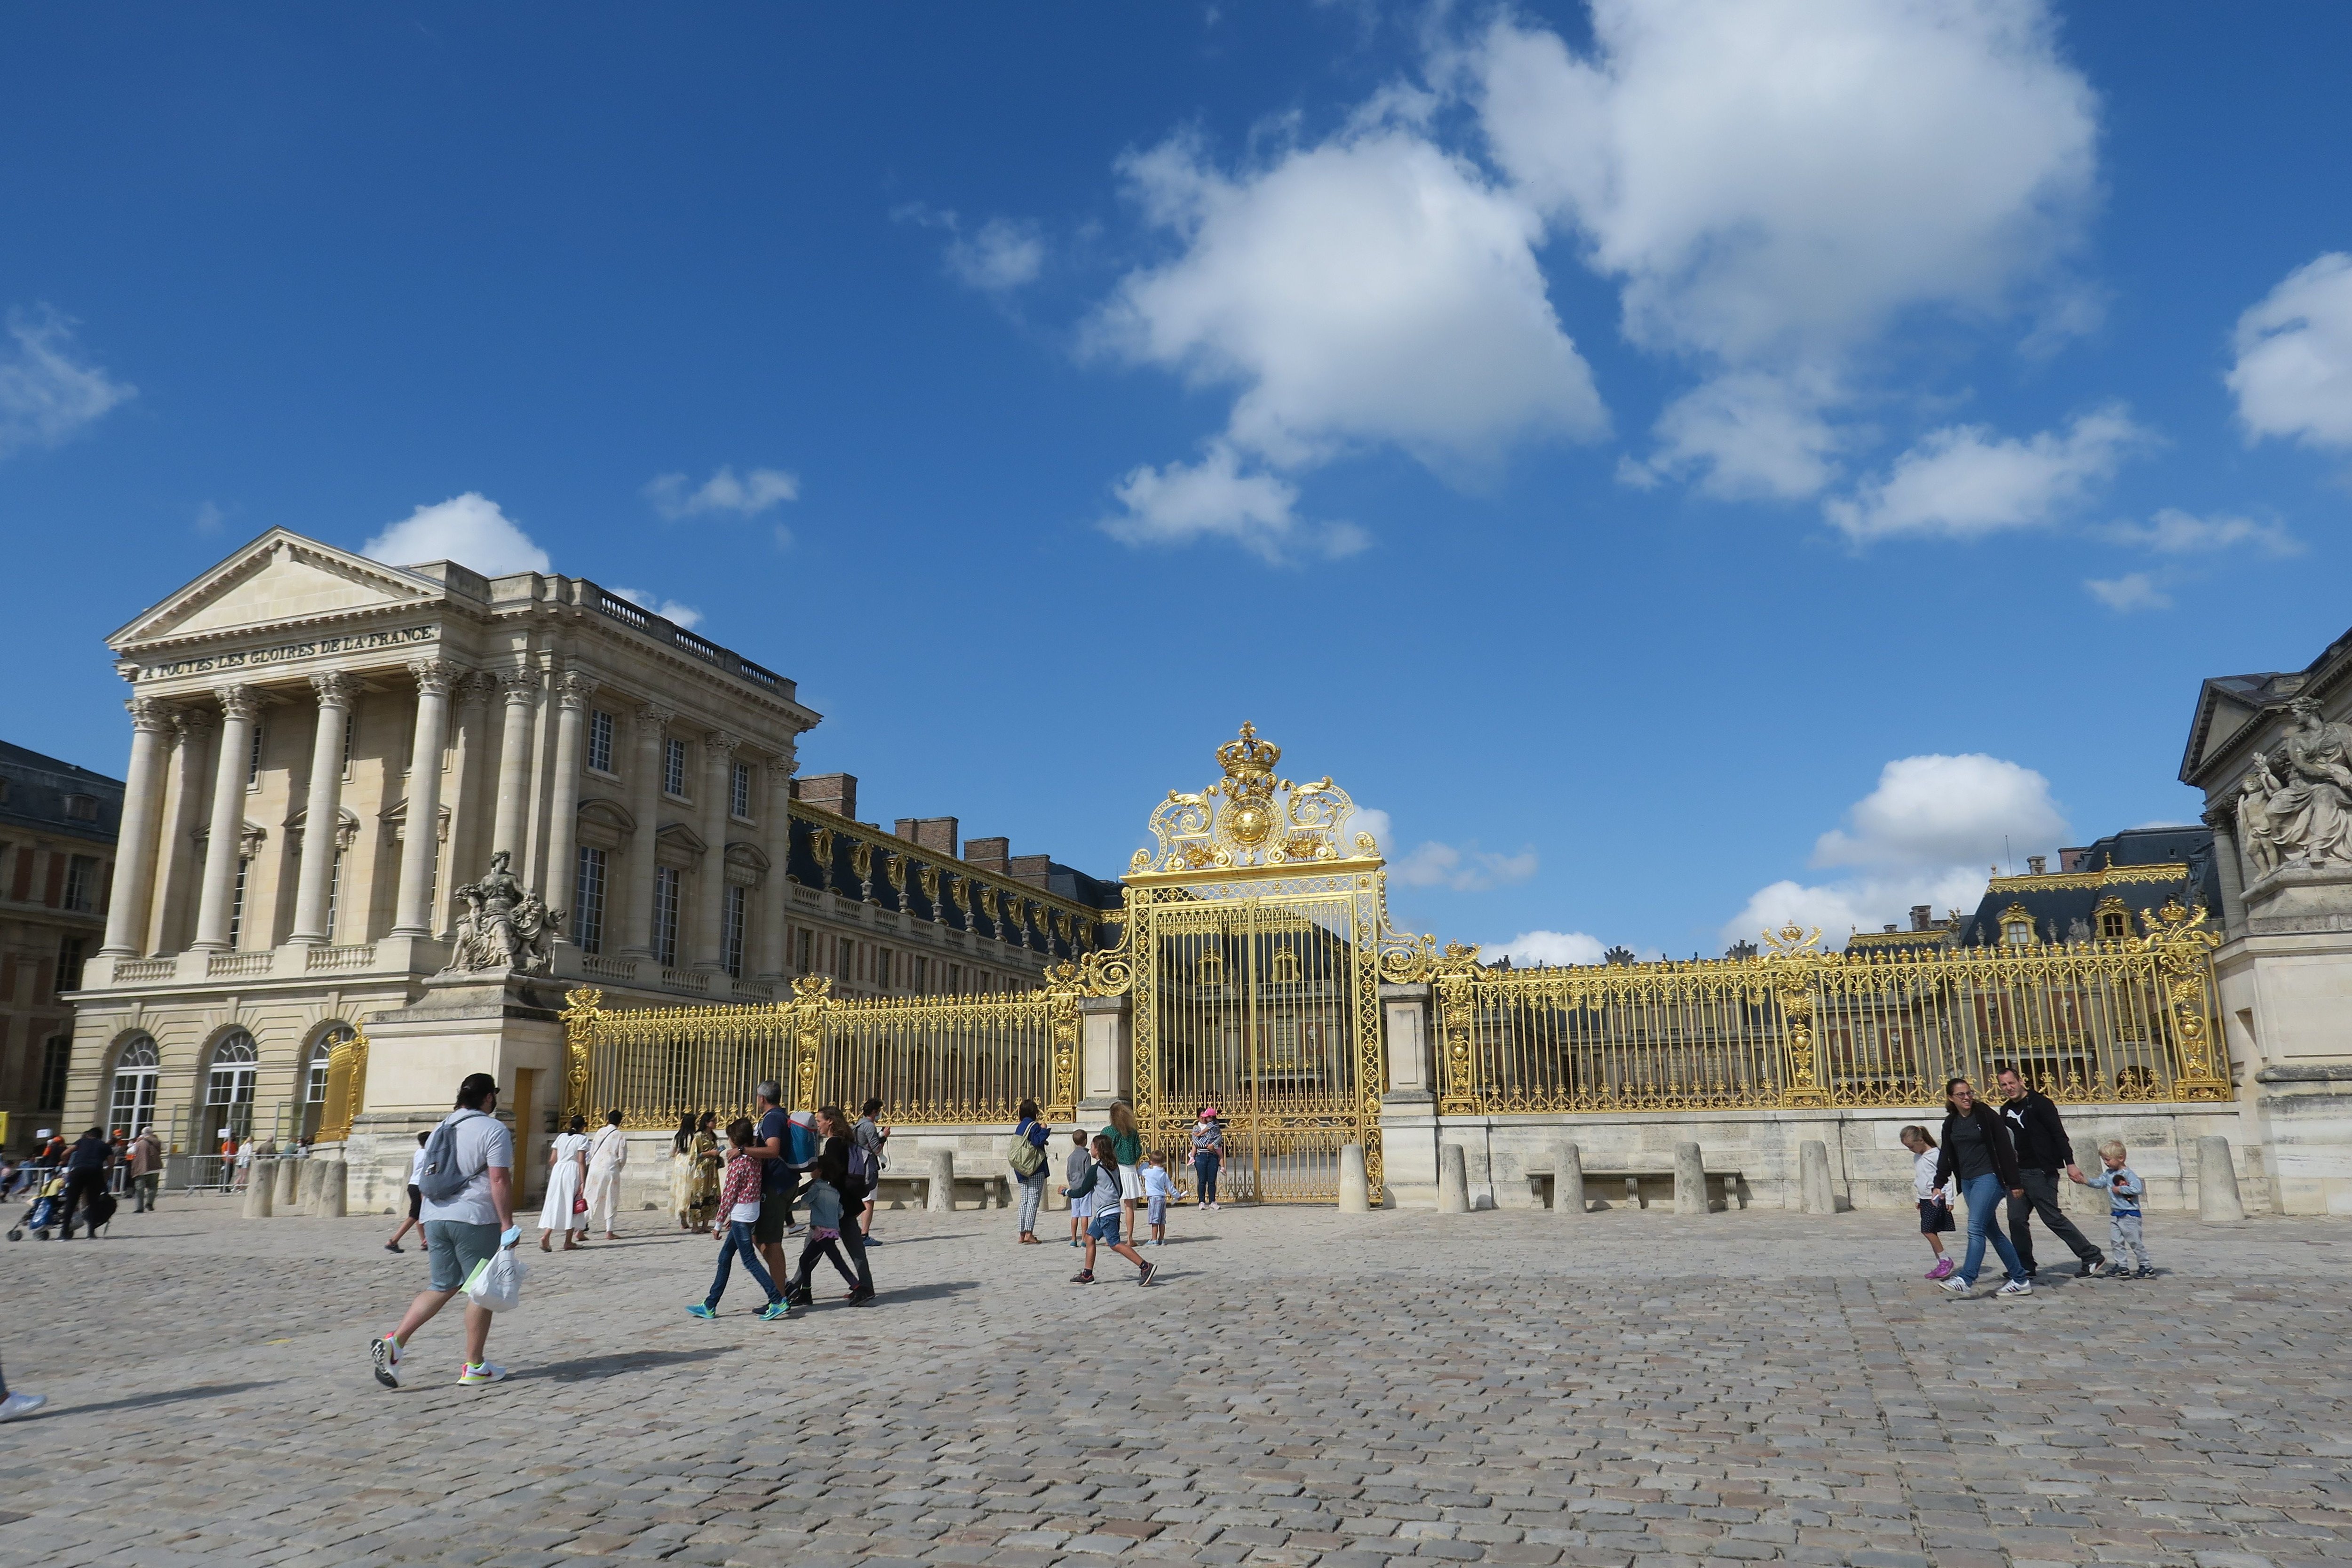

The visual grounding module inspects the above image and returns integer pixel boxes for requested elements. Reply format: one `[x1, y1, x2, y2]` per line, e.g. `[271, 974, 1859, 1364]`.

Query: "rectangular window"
[587, 709, 614, 773]
[795, 928, 812, 974]
[875, 946, 891, 988]
[62, 793, 98, 822]
[663, 738, 688, 797]
[731, 761, 752, 819]
[248, 725, 265, 787]
[837, 936, 854, 978]
[38, 1036, 70, 1112]
[57, 935, 87, 992]
[325, 850, 343, 942]
[912, 955, 928, 993]
[652, 866, 681, 967]
[949, 963, 963, 993]
[342, 701, 358, 776]
[722, 884, 747, 978]
[62, 854, 97, 912]
[230, 857, 250, 947]
[574, 846, 607, 954]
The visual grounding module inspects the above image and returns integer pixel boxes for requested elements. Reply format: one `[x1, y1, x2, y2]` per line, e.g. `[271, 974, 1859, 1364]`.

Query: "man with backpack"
[371, 1073, 517, 1389]
[746, 1081, 797, 1289]
[1009, 1098, 1051, 1244]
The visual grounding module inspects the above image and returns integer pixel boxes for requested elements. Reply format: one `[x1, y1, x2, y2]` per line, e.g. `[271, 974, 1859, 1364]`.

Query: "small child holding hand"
[1141, 1152, 1174, 1246]
[1900, 1124, 1955, 1280]
[2069, 1138, 2153, 1278]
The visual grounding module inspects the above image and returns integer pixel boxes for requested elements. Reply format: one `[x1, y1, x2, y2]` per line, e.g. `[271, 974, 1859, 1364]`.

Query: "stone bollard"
[927, 1149, 956, 1213]
[241, 1160, 276, 1218]
[1673, 1142, 1708, 1216]
[1553, 1140, 1586, 1217]
[1337, 1143, 1370, 1212]
[299, 1159, 327, 1215]
[272, 1154, 302, 1212]
[2198, 1136, 2246, 1224]
[1799, 1140, 1836, 1215]
[317, 1161, 348, 1218]
[1437, 1144, 1471, 1214]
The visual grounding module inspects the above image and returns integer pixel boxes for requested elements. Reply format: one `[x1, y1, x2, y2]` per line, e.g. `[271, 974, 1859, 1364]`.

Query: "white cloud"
[1488, 930, 1606, 967]
[1351, 808, 1393, 855]
[948, 218, 1046, 292]
[644, 465, 800, 520]
[612, 586, 704, 630]
[0, 306, 135, 460]
[1822, 406, 2144, 541]
[2096, 507, 2299, 557]
[362, 493, 551, 576]
[2228, 252, 2352, 449]
[2084, 573, 2171, 613]
[1635, 370, 1843, 500]
[1469, 1, 2097, 496]
[1726, 751, 2064, 945]
[1393, 839, 1540, 892]
[1102, 441, 1367, 564]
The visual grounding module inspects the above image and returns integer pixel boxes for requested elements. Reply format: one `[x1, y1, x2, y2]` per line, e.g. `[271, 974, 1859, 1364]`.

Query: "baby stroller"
[9, 1171, 66, 1241]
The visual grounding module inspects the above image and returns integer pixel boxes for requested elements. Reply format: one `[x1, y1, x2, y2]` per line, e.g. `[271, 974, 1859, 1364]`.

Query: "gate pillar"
[1379, 980, 1438, 1208]
[1078, 994, 1132, 1118]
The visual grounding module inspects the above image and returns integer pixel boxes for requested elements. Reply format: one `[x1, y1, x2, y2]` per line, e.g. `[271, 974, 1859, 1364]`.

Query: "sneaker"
[0, 1393, 49, 1422]
[384, 1242, 403, 1253]
[757, 1299, 793, 1321]
[456, 1361, 508, 1386]
[2135, 1266, 2156, 1278]
[1937, 1275, 1971, 1294]
[1069, 1237, 1081, 1248]
[2081, 1258, 2109, 1277]
[686, 1304, 718, 1320]
[785, 1224, 808, 1237]
[1070, 1269, 1095, 1283]
[371, 1334, 404, 1389]
[1138, 1261, 1158, 1287]
[848, 1288, 876, 1306]
[1995, 1278, 2034, 1297]
[1926, 1258, 1954, 1280]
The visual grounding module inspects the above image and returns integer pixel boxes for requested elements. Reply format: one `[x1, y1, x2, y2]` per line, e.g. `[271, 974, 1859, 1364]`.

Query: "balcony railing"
[588, 586, 794, 699]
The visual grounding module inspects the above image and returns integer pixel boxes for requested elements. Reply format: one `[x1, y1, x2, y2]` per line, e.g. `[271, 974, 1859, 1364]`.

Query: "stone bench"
[872, 1171, 1011, 1211]
[1523, 1160, 1750, 1212]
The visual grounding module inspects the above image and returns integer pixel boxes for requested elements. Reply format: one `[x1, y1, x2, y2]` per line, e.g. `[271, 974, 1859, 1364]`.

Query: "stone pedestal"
[2220, 864, 2352, 1214]
[1337, 1144, 1369, 1213]
[1436, 1143, 1470, 1215]
[1076, 995, 1131, 1121]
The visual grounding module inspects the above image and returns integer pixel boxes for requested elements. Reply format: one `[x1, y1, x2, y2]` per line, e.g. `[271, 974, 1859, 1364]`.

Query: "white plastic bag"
[463, 1245, 527, 1312]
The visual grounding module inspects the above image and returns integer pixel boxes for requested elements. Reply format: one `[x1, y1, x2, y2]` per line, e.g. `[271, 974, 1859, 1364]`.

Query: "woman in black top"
[1932, 1076, 2031, 1297]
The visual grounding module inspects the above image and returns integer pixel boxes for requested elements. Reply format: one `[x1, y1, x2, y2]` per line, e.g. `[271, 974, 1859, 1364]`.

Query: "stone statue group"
[446, 850, 563, 975]
[2236, 697, 2352, 879]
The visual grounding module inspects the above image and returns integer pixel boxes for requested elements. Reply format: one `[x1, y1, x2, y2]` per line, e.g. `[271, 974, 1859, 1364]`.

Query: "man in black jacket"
[1996, 1067, 2107, 1278]
[57, 1128, 114, 1240]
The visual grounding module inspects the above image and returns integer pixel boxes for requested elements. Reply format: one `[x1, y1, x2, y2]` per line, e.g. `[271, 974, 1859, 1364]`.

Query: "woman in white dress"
[539, 1114, 591, 1251]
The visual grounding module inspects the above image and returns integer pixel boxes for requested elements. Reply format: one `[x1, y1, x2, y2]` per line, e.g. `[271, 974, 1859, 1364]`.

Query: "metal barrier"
[1421, 901, 2230, 1115]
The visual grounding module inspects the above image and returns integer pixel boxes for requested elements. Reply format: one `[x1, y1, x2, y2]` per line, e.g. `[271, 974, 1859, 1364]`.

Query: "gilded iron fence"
[1420, 901, 2229, 1115]
[560, 972, 1082, 1129]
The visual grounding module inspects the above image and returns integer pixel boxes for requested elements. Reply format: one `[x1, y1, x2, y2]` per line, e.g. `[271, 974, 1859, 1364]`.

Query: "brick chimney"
[795, 772, 856, 820]
[2027, 855, 2047, 876]
[1908, 904, 1933, 931]
[963, 836, 1010, 874]
[893, 817, 960, 859]
[1005, 853, 1054, 889]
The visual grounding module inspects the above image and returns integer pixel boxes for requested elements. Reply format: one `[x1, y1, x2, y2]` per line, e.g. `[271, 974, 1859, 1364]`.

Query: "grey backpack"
[417, 1111, 489, 1204]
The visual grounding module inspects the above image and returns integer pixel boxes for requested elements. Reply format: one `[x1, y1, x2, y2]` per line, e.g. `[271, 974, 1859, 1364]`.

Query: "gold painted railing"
[560, 970, 1084, 1129]
[1419, 900, 2229, 1116]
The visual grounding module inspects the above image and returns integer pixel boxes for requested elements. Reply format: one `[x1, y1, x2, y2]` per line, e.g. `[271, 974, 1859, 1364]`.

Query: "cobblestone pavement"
[1, 1196, 2349, 1568]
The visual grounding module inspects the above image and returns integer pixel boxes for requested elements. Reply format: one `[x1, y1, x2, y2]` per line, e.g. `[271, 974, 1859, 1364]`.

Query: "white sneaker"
[0, 1392, 47, 1421]
[456, 1361, 507, 1386]
[371, 1334, 404, 1389]
[1936, 1275, 1970, 1294]
[1995, 1279, 2034, 1297]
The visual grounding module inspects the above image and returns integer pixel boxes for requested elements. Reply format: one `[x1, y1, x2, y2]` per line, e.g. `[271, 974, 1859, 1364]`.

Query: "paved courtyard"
[1, 1194, 2349, 1568]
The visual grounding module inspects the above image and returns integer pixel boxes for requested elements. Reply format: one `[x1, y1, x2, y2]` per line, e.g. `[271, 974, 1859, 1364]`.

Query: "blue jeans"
[707, 1220, 781, 1308]
[1957, 1171, 2026, 1286]
[1194, 1152, 1219, 1205]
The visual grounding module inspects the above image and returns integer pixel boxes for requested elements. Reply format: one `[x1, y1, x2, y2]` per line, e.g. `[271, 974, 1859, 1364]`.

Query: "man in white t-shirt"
[371, 1073, 516, 1388]
[384, 1130, 430, 1255]
[583, 1109, 628, 1240]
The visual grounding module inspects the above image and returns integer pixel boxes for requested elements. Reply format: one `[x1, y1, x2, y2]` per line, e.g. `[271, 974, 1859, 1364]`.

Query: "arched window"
[1195, 948, 1224, 987]
[1270, 945, 1299, 984]
[2095, 895, 2131, 941]
[302, 1025, 352, 1140]
[109, 1035, 160, 1136]
[204, 1031, 260, 1146]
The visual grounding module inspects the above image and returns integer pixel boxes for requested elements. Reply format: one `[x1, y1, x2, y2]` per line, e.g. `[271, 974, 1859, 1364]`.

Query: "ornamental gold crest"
[1128, 723, 1379, 876]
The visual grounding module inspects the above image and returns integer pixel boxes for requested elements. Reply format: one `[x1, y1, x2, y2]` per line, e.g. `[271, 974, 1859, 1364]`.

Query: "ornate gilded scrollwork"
[560, 987, 603, 1122]
[787, 974, 834, 1111]
[850, 841, 875, 902]
[1756, 921, 1834, 1106]
[1136, 724, 1375, 875]
[2134, 898, 2229, 1098]
[1430, 942, 1485, 1116]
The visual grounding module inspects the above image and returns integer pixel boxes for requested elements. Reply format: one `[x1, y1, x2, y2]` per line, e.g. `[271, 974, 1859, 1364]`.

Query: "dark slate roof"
[0, 739, 124, 848]
[1954, 826, 2217, 947]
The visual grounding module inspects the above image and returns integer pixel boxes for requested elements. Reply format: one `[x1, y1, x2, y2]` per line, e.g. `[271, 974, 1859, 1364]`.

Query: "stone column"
[440, 674, 496, 928]
[756, 755, 796, 980]
[288, 672, 359, 945]
[489, 669, 540, 873]
[694, 731, 740, 971]
[192, 686, 262, 951]
[151, 710, 215, 953]
[391, 659, 464, 937]
[541, 669, 598, 922]
[617, 703, 672, 958]
[2204, 804, 2249, 940]
[98, 695, 175, 956]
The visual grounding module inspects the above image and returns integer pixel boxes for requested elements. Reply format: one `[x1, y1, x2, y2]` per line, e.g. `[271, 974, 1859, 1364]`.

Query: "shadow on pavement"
[31, 1379, 278, 1418]
[520, 1347, 733, 1382]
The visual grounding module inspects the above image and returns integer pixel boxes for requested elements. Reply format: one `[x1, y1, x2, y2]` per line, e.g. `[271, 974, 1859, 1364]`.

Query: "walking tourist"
[668, 1113, 698, 1229]
[57, 1127, 114, 1240]
[1191, 1106, 1223, 1211]
[1994, 1067, 2107, 1278]
[1933, 1077, 2033, 1299]
[1900, 1125, 1955, 1279]
[852, 1098, 890, 1243]
[1103, 1100, 1144, 1242]
[748, 1082, 795, 1288]
[1065, 1129, 1092, 1248]
[783, 1106, 865, 1304]
[583, 1108, 628, 1239]
[1063, 1133, 1156, 1287]
[687, 1118, 791, 1320]
[386, 1131, 431, 1253]
[0, 1349, 45, 1422]
[130, 1126, 164, 1213]
[1009, 1098, 1051, 1244]
[370, 1072, 519, 1389]
[675, 1111, 721, 1231]
[2070, 1139, 2155, 1277]
[538, 1114, 591, 1250]
[786, 1107, 818, 1235]
[1142, 1152, 1173, 1245]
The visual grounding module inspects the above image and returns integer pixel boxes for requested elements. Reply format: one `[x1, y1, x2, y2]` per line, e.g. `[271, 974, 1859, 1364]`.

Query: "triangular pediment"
[113, 529, 441, 648]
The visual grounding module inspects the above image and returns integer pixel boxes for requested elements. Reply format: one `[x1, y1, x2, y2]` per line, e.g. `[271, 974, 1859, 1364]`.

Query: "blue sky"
[5, 3, 2351, 960]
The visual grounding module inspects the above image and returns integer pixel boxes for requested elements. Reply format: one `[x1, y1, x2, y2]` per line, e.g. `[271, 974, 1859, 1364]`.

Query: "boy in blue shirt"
[2070, 1139, 2153, 1278]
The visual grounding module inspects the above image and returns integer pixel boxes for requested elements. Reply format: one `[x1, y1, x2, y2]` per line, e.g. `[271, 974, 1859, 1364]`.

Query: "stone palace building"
[0, 740, 124, 1150]
[64, 528, 1114, 1183]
